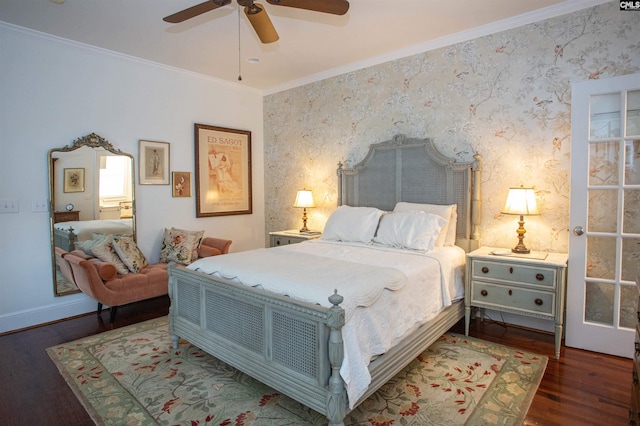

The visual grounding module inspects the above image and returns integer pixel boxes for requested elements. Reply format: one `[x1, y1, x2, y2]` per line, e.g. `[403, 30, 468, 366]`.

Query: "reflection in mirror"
[49, 133, 136, 296]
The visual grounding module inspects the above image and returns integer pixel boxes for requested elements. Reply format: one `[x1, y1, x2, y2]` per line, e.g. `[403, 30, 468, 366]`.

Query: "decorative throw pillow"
[112, 236, 148, 273]
[373, 211, 447, 251]
[393, 202, 457, 246]
[159, 228, 205, 265]
[74, 233, 111, 256]
[90, 235, 130, 275]
[321, 205, 384, 243]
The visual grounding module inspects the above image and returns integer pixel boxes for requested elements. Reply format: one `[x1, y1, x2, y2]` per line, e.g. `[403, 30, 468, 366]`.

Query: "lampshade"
[293, 189, 315, 208]
[502, 186, 540, 216]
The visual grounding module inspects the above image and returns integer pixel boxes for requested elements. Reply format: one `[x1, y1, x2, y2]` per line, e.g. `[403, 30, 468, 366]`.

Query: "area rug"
[47, 317, 547, 426]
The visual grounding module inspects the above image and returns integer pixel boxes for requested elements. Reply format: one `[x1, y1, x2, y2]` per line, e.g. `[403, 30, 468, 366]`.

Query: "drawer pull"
[636, 342, 640, 356]
[508, 289, 512, 296]
[509, 267, 513, 274]
[535, 298, 543, 306]
[637, 311, 640, 322]
[536, 273, 545, 281]
[276, 240, 281, 245]
[481, 267, 489, 274]
[480, 289, 488, 297]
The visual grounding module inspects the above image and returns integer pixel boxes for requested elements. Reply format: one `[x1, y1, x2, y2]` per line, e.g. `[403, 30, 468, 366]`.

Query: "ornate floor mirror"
[48, 133, 136, 296]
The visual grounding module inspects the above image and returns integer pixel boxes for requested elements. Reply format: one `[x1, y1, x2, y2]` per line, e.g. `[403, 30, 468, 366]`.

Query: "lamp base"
[300, 208, 309, 233]
[511, 245, 531, 254]
[512, 214, 530, 254]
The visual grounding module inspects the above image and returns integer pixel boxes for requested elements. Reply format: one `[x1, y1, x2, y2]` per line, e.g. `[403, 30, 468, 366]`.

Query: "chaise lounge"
[59, 237, 232, 322]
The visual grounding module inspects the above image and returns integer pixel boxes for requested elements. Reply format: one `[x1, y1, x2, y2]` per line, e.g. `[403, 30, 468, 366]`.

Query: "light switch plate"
[32, 200, 49, 213]
[0, 199, 19, 213]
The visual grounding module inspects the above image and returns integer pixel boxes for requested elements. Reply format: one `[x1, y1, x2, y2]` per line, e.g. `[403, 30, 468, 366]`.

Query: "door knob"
[573, 226, 584, 236]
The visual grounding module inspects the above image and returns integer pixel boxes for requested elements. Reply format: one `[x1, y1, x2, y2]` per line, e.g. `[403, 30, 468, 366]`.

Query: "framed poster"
[194, 123, 252, 217]
[63, 168, 85, 193]
[172, 171, 191, 197]
[139, 140, 170, 185]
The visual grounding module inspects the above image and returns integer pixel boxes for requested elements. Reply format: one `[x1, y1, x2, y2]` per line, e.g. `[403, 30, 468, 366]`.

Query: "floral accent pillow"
[159, 228, 205, 265]
[112, 236, 148, 273]
[90, 235, 129, 275]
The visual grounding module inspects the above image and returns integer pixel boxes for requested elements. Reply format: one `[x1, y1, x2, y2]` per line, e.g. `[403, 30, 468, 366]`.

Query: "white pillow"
[373, 211, 447, 251]
[393, 202, 457, 246]
[321, 205, 384, 243]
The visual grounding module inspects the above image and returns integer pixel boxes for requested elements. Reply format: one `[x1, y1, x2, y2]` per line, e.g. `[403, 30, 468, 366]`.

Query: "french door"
[566, 73, 640, 358]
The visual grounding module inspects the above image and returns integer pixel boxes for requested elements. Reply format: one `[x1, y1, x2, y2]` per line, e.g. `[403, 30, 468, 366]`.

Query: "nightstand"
[54, 211, 80, 223]
[464, 246, 568, 359]
[269, 230, 321, 247]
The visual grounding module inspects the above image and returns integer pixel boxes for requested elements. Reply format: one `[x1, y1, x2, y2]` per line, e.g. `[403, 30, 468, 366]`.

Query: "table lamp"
[293, 189, 315, 232]
[502, 185, 540, 254]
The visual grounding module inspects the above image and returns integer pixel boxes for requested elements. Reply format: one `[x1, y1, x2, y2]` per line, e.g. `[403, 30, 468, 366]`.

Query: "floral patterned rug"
[47, 317, 546, 426]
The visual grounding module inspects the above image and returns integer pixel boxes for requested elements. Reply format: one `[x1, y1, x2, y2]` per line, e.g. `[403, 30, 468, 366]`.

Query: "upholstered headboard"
[337, 134, 481, 251]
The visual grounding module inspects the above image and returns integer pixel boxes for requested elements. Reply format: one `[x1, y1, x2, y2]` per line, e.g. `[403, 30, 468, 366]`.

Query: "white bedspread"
[187, 240, 465, 407]
[54, 219, 133, 241]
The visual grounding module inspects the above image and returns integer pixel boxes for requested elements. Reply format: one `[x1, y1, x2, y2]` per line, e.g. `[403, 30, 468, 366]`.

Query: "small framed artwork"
[63, 168, 85, 193]
[139, 140, 170, 185]
[194, 123, 252, 217]
[172, 171, 192, 197]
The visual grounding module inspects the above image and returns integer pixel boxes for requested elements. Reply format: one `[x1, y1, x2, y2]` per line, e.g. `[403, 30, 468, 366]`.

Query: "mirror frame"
[48, 132, 136, 296]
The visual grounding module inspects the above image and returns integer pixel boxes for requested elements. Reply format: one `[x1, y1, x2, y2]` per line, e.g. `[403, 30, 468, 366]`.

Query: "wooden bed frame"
[167, 134, 481, 425]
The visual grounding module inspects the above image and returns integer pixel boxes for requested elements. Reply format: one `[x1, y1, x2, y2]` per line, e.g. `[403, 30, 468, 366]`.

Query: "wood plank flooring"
[0, 296, 632, 425]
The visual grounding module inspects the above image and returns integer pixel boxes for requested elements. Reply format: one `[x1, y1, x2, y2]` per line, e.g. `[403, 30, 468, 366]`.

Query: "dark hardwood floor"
[0, 297, 632, 426]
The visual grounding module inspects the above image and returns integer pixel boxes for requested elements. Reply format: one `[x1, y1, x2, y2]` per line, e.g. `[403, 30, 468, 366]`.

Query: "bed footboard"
[167, 263, 348, 425]
[54, 227, 77, 252]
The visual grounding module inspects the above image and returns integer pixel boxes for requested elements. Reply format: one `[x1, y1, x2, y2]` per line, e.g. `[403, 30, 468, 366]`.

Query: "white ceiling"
[0, 0, 606, 93]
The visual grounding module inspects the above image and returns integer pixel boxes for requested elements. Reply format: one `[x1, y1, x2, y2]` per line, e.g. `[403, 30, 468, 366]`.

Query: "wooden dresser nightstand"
[269, 230, 321, 247]
[53, 211, 80, 223]
[464, 246, 568, 359]
[631, 277, 640, 424]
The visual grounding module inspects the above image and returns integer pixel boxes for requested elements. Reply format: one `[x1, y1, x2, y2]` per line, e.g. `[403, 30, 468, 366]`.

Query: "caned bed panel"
[170, 267, 332, 392]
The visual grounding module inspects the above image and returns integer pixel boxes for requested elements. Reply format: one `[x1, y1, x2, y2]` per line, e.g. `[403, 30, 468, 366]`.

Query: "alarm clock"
[65, 203, 74, 211]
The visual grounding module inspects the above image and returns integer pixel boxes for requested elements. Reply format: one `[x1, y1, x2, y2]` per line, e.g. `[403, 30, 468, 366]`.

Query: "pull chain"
[237, 7, 242, 81]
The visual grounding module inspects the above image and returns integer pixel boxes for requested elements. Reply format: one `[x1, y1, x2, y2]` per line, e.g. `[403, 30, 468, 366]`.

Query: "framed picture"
[194, 123, 252, 217]
[172, 171, 192, 197]
[139, 140, 170, 185]
[63, 168, 85, 193]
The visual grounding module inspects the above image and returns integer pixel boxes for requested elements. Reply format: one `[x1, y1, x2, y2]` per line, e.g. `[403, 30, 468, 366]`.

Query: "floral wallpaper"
[264, 1, 640, 254]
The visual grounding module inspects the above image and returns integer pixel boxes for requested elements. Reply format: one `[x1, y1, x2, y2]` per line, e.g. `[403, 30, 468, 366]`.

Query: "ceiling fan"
[163, 0, 350, 44]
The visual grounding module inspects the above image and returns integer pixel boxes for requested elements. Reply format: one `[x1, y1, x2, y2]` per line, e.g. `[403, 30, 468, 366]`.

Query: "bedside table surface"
[269, 229, 321, 237]
[468, 246, 568, 267]
[269, 229, 322, 247]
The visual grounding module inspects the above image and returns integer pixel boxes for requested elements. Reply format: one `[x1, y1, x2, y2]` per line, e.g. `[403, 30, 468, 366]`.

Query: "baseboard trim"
[0, 297, 98, 334]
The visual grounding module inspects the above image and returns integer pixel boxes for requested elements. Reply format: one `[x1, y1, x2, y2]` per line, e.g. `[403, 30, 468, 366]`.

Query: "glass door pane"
[590, 93, 621, 139]
[627, 90, 640, 137]
[625, 140, 640, 184]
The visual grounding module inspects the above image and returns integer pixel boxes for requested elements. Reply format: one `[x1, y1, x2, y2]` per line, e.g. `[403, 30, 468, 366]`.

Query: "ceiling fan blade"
[163, 0, 232, 24]
[266, 0, 349, 15]
[244, 3, 279, 44]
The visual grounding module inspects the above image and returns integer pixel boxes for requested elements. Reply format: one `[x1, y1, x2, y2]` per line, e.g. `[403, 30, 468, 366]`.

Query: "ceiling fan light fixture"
[244, 3, 279, 43]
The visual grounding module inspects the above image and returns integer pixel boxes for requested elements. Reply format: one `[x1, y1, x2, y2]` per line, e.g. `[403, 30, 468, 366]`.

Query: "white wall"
[0, 24, 265, 333]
